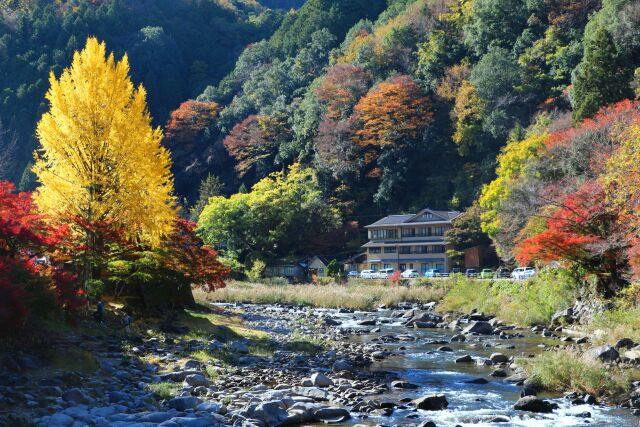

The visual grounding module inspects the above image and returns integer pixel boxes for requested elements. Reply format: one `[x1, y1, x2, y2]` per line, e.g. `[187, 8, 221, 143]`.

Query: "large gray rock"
[291, 386, 331, 401]
[513, 396, 555, 413]
[244, 401, 289, 427]
[584, 345, 620, 363]
[413, 394, 449, 410]
[462, 321, 494, 335]
[184, 374, 211, 387]
[229, 341, 250, 354]
[48, 413, 75, 426]
[158, 370, 202, 382]
[391, 380, 419, 389]
[169, 396, 201, 411]
[310, 372, 333, 387]
[455, 354, 473, 363]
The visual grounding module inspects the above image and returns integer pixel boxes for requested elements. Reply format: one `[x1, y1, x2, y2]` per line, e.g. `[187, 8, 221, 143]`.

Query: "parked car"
[511, 267, 536, 280]
[480, 268, 494, 279]
[375, 268, 395, 279]
[450, 267, 462, 274]
[495, 268, 510, 278]
[360, 270, 376, 279]
[347, 271, 360, 278]
[424, 269, 441, 278]
[465, 268, 478, 278]
[401, 269, 419, 278]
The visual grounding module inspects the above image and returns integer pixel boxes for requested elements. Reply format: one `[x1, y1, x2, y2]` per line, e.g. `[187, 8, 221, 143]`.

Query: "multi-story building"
[363, 208, 461, 274]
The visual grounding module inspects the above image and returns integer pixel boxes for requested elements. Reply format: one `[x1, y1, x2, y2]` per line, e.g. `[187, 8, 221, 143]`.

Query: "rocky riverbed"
[1, 301, 640, 426]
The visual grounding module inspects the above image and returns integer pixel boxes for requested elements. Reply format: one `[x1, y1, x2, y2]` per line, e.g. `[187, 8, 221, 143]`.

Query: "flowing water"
[330, 309, 639, 427]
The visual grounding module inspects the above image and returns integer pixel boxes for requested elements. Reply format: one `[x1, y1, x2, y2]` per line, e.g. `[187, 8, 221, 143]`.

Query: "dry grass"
[195, 280, 447, 310]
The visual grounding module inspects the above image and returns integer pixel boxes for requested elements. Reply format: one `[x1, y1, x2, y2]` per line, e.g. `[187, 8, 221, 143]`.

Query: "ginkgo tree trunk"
[32, 37, 177, 284]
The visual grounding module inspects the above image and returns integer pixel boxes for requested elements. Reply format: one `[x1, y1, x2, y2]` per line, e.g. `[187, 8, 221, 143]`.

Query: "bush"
[85, 279, 105, 299]
[439, 269, 579, 325]
[246, 260, 266, 282]
[522, 350, 633, 400]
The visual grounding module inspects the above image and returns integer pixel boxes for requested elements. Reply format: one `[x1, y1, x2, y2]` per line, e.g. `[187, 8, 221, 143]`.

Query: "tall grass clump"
[196, 280, 447, 310]
[591, 283, 640, 344]
[439, 269, 579, 325]
[522, 350, 634, 400]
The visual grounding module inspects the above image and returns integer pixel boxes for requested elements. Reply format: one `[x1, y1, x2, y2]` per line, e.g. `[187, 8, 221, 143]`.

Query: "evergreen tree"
[572, 26, 634, 123]
[191, 174, 225, 221]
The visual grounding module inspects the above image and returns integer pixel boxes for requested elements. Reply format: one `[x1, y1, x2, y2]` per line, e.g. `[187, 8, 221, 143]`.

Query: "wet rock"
[313, 406, 350, 423]
[584, 345, 619, 363]
[450, 334, 466, 342]
[413, 394, 448, 410]
[437, 346, 453, 352]
[465, 378, 489, 384]
[489, 353, 509, 364]
[391, 380, 419, 389]
[462, 321, 493, 335]
[513, 396, 555, 413]
[358, 319, 377, 326]
[48, 413, 75, 426]
[324, 318, 341, 326]
[490, 369, 507, 378]
[418, 422, 437, 427]
[414, 321, 437, 329]
[455, 355, 473, 363]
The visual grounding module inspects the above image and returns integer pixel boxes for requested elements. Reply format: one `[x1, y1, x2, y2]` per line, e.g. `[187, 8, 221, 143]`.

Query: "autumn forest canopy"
[1, 0, 640, 333]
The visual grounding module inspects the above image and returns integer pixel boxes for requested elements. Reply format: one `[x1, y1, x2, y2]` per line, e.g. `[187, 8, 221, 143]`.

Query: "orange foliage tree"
[165, 100, 220, 144]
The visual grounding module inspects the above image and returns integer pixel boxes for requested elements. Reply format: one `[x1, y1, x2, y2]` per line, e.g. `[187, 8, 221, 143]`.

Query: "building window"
[433, 227, 444, 236]
[318, 268, 325, 275]
[409, 263, 414, 269]
[370, 229, 398, 239]
[399, 246, 411, 254]
[383, 263, 392, 269]
[369, 247, 381, 254]
[421, 263, 428, 273]
[415, 246, 428, 254]
[431, 245, 445, 253]
[399, 264, 406, 271]
[371, 264, 378, 271]
[401, 228, 415, 237]
[283, 266, 296, 276]
[384, 246, 397, 253]
[436, 263, 445, 271]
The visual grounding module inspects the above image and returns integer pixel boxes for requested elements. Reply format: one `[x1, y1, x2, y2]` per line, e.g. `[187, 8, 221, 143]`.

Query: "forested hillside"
[0, 0, 301, 184]
[181, 0, 639, 225]
[1, 0, 639, 264]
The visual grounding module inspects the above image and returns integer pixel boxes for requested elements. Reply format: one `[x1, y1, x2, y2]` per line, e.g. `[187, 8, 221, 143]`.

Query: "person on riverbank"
[94, 298, 104, 324]
[122, 312, 132, 333]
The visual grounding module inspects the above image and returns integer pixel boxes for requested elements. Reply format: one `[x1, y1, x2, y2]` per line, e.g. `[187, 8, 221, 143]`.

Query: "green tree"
[198, 164, 340, 262]
[326, 259, 341, 281]
[190, 174, 225, 221]
[572, 26, 634, 123]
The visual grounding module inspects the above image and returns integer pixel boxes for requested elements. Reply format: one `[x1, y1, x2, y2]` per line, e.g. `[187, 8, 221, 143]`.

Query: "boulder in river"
[391, 380, 419, 389]
[462, 321, 494, 335]
[489, 353, 509, 364]
[513, 396, 555, 413]
[413, 394, 449, 410]
[310, 372, 333, 387]
[455, 354, 473, 363]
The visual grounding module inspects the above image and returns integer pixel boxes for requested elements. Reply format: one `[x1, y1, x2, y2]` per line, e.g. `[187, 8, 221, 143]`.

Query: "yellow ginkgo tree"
[33, 37, 176, 247]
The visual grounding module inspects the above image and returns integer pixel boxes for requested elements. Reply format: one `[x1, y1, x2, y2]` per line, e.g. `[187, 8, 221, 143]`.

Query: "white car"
[401, 269, 419, 278]
[511, 267, 536, 280]
[374, 268, 395, 279]
[347, 271, 360, 278]
[360, 270, 376, 279]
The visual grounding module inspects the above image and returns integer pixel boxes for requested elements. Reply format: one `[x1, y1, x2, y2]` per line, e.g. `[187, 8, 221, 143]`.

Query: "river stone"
[437, 346, 453, 352]
[615, 338, 635, 349]
[513, 396, 555, 413]
[413, 394, 449, 410]
[62, 388, 90, 404]
[455, 355, 473, 363]
[291, 386, 331, 401]
[48, 413, 75, 426]
[414, 321, 437, 329]
[311, 372, 334, 387]
[358, 319, 377, 326]
[491, 369, 507, 377]
[183, 359, 201, 370]
[244, 400, 289, 427]
[465, 378, 489, 384]
[462, 321, 494, 335]
[313, 406, 351, 423]
[332, 359, 354, 373]
[623, 347, 640, 362]
[584, 345, 619, 363]
[450, 334, 466, 342]
[391, 380, 419, 389]
[184, 374, 210, 387]
[324, 318, 341, 326]
[489, 353, 509, 364]
[197, 401, 223, 413]
[168, 396, 201, 411]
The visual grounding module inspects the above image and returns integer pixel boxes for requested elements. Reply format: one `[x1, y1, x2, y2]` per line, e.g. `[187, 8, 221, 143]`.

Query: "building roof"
[366, 208, 461, 228]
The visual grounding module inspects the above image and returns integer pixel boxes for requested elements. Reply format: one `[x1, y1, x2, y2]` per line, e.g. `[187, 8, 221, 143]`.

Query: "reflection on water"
[334, 309, 638, 427]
